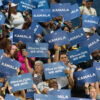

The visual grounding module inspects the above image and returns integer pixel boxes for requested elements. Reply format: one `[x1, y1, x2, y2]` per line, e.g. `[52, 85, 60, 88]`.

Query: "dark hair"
[59, 51, 67, 59]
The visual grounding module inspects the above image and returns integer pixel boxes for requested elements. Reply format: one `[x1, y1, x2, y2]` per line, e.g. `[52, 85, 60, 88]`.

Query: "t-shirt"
[80, 6, 97, 33]
[5, 12, 25, 29]
[56, 65, 77, 88]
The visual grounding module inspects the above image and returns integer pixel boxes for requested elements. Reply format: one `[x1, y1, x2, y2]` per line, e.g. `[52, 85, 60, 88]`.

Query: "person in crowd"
[5, 2, 25, 29]
[85, 82, 100, 100]
[0, 0, 100, 100]
[91, 50, 100, 62]
[80, 0, 97, 37]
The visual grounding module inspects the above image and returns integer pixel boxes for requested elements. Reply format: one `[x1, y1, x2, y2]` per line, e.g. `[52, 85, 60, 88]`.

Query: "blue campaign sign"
[50, 3, 71, 21]
[71, 97, 92, 100]
[0, 12, 6, 26]
[32, 9, 52, 22]
[34, 0, 49, 9]
[5, 94, 21, 100]
[74, 67, 98, 86]
[0, 63, 17, 77]
[68, 28, 87, 46]
[8, 73, 34, 92]
[13, 29, 35, 43]
[0, 83, 3, 87]
[0, 49, 4, 61]
[0, 0, 3, 6]
[93, 62, 100, 81]
[48, 89, 71, 100]
[18, 0, 37, 12]
[68, 47, 91, 65]
[26, 43, 48, 58]
[26, 89, 35, 98]
[34, 94, 62, 100]
[1, 56, 21, 70]
[70, 3, 80, 20]
[9, 32, 14, 44]
[43, 62, 66, 79]
[44, 29, 70, 49]
[80, 33, 100, 53]
[82, 14, 99, 28]
[29, 22, 43, 34]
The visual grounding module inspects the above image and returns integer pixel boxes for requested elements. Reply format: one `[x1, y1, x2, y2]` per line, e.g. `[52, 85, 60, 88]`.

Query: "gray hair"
[35, 60, 43, 66]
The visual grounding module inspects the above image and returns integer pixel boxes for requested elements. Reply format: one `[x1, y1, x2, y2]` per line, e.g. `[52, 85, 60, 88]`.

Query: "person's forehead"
[60, 54, 67, 57]
[35, 63, 42, 66]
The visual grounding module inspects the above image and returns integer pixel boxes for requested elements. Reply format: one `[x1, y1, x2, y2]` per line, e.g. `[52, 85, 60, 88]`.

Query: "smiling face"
[60, 54, 69, 64]
[10, 45, 17, 56]
[89, 87, 97, 99]
[35, 63, 43, 75]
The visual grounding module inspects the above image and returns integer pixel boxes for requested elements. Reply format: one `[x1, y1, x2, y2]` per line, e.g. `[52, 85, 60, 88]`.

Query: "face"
[35, 63, 43, 74]
[92, 50, 100, 61]
[64, 27, 69, 33]
[10, 6, 17, 14]
[82, 0, 86, 6]
[60, 54, 69, 64]
[67, 21, 72, 29]
[86, 1, 93, 9]
[89, 87, 97, 99]
[10, 45, 17, 56]
[49, 79, 58, 89]
[58, 16, 63, 21]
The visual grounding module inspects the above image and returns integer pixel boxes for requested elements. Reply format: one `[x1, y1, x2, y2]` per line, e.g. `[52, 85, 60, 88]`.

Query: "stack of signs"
[29, 22, 43, 34]
[82, 14, 99, 28]
[68, 28, 87, 46]
[70, 3, 80, 20]
[43, 62, 66, 79]
[26, 43, 48, 58]
[48, 89, 71, 100]
[68, 47, 91, 65]
[32, 9, 52, 22]
[93, 62, 100, 81]
[13, 29, 35, 43]
[18, 0, 38, 12]
[5, 94, 21, 100]
[80, 33, 100, 53]
[50, 3, 71, 21]
[8, 73, 33, 92]
[44, 29, 70, 49]
[74, 67, 98, 86]
[34, 0, 49, 9]
[0, 12, 6, 26]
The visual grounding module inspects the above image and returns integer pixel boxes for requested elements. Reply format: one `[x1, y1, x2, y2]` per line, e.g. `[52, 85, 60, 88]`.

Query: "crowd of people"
[0, 0, 100, 100]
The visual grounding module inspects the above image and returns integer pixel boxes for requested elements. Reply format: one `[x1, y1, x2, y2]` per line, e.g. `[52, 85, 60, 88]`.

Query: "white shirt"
[6, 12, 25, 29]
[80, 6, 97, 33]
[56, 65, 77, 88]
